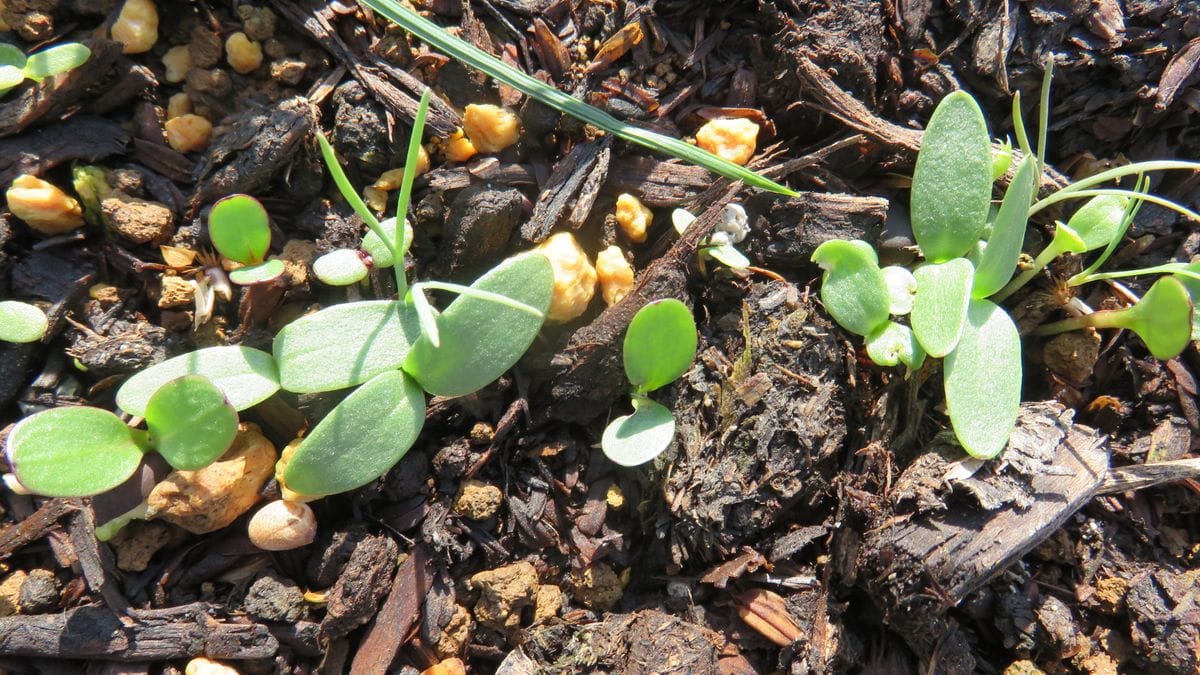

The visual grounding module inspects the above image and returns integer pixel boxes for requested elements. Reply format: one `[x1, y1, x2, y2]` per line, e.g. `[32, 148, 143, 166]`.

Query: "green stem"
[1077, 263, 1199, 284]
[1012, 91, 1033, 160]
[1034, 160, 1200, 203]
[413, 281, 546, 318]
[394, 89, 431, 264]
[992, 240, 1064, 302]
[1029, 187, 1200, 223]
[1036, 59, 1053, 176]
[1032, 308, 1129, 336]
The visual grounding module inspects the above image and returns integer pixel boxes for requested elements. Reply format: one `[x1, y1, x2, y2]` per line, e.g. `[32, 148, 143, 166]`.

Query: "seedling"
[672, 204, 752, 270]
[0, 300, 48, 343]
[207, 194, 285, 285]
[602, 299, 698, 467]
[812, 72, 1199, 460]
[5, 375, 237, 497]
[0, 42, 90, 97]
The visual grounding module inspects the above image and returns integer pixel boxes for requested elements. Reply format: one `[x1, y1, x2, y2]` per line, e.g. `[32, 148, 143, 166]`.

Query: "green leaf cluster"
[0, 43, 90, 97]
[208, 194, 285, 285]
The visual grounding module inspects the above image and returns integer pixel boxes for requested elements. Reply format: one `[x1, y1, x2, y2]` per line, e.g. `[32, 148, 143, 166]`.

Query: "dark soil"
[2, 0, 1200, 673]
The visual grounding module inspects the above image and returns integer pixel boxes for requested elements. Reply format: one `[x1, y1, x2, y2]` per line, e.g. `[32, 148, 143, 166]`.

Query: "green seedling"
[208, 194, 285, 285]
[0, 42, 90, 97]
[360, 0, 797, 197]
[672, 204, 751, 270]
[812, 73, 1198, 459]
[601, 299, 698, 467]
[0, 300, 48, 343]
[5, 376, 236, 497]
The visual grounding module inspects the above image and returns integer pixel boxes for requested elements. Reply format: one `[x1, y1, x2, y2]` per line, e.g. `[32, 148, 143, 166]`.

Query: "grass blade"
[361, 0, 798, 196]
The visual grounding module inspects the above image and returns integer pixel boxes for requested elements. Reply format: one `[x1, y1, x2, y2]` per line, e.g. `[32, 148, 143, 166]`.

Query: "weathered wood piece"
[0, 117, 129, 186]
[350, 546, 431, 675]
[743, 191, 889, 268]
[1098, 457, 1200, 494]
[0, 604, 277, 661]
[522, 137, 612, 243]
[605, 156, 714, 207]
[0, 499, 77, 561]
[320, 533, 400, 641]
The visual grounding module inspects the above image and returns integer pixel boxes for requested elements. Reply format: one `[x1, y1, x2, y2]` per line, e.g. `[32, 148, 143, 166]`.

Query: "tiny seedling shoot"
[812, 66, 1199, 461]
[0, 42, 91, 97]
[602, 299, 698, 467]
[672, 204, 752, 271]
[0, 300, 48, 343]
[207, 194, 285, 285]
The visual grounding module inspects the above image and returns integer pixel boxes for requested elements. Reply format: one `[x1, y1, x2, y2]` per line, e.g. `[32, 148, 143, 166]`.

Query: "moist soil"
[2, 0, 1200, 673]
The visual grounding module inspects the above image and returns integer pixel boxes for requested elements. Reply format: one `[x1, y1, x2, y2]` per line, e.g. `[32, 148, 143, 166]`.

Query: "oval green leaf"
[404, 253, 553, 397]
[361, 217, 413, 269]
[274, 300, 420, 393]
[283, 370, 425, 497]
[5, 407, 144, 496]
[974, 155, 1037, 298]
[706, 243, 750, 270]
[144, 376, 238, 470]
[944, 299, 1022, 459]
[911, 259, 974, 357]
[0, 44, 27, 69]
[866, 321, 925, 369]
[811, 239, 890, 337]
[0, 65, 24, 93]
[1125, 276, 1193, 360]
[0, 300, 48, 343]
[601, 397, 676, 467]
[1172, 262, 1200, 341]
[229, 259, 285, 286]
[624, 299, 698, 394]
[911, 90, 993, 262]
[209, 194, 271, 265]
[117, 346, 280, 417]
[881, 266, 917, 316]
[312, 249, 369, 286]
[1067, 194, 1128, 252]
[22, 43, 91, 81]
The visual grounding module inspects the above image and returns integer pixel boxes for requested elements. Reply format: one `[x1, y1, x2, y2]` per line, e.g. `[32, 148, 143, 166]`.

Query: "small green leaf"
[705, 243, 750, 270]
[311, 249, 369, 286]
[601, 397, 676, 467]
[5, 407, 145, 496]
[881, 266, 917, 315]
[0, 44, 27, 69]
[283, 370, 425, 497]
[1173, 261, 1200, 341]
[623, 299, 697, 394]
[866, 321, 925, 369]
[1066, 194, 1128, 252]
[1124, 276, 1194, 360]
[275, 300, 420, 393]
[208, 194, 271, 265]
[911, 259, 974, 357]
[0, 300, 48, 343]
[404, 253, 552, 397]
[911, 91, 993, 262]
[228, 259, 285, 286]
[974, 155, 1037, 298]
[1048, 221, 1088, 255]
[144, 376, 238, 470]
[944, 299, 1022, 459]
[361, 217, 413, 269]
[22, 43, 90, 81]
[117, 346, 280, 417]
[811, 239, 890, 337]
[991, 138, 1014, 181]
[0, 65, 24, 93]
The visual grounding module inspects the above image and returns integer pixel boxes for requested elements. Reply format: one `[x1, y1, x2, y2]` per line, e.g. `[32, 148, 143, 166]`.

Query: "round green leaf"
[911, 259, 974, 358]
[5, 407, 144, 496]
[404, 253, 553, 397]
[0, 300, 48, 343]
[361, 217, 413, 269]
[145, 376, 238, 470]
[705, 243, 750, 270]
[283, 370, 425, 497]
[0, 44, 27, 69]
[623, 299, 697, 394]
[208, 194, 271, 265]
[911, 91, 993, 262]
[22, 43, 90, 81]
[974, 155, 1037, 298]
[274, 300, 421, 393]
[229, 259, 285, 286]
[811, 239, 890, 337]
[312, 249, 369, 286]
[944, 299, 1022, 459]
[1066, 194, 1128, 252]
[0, 65, 24, 93]
[1125, 276, 1193, 360]
[117, 346, 280, 417]
[601, 397, 676, 467]
[1172, 261, 1200, 341]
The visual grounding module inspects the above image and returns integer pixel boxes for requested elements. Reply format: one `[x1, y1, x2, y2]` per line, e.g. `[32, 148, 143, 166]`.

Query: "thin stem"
[1012, 91, 1033, 159]
[394, 89, 431, 270]
[1036, 160, 1200, 201]
[1033, 308, 1129, 336]
[992, 240, 1063, 302]
[1036, 58, 1053, 176]
[1030, 187, 1200, 222]
[1082, 263, 1200, 283]
[413, 281, 546, 318]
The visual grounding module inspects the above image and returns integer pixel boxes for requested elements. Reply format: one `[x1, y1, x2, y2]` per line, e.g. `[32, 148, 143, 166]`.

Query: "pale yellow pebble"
[534, 232, 596, 323]
[185, 657, 240, 675]
[224, 32, 263, 75]
[462, 104, 520, 153]
[363, 186, 388, 213]
[247, 500, 316, 551]
[164, 114, 212, 153]
[166, 92, 192, 120]
[6, 174, 84, 235]
[595, 245, 634, 306]
[614, 193, 651, 243]
[695, 117, 759, 166]
[605, 483, 625, 509]
[442, 129, 477, 163]
[111, 0, 159, 55]
[161, 45, 192, 83]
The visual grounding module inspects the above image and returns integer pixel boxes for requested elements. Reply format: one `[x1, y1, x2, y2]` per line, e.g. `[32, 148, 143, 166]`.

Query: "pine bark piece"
[350, 546, 431, 675]
[320, 534, 400, 641]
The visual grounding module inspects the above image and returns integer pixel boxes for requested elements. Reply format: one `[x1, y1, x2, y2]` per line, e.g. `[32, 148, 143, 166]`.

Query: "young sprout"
[601, 299, 698, 467]
[810, 239, 889, 337]
[207, 194, 285, 285]
[1033, 276, 1194, 360]
[0, 300, 48, 343]
[311, 217, 415, 287]
[0, 42, 91, 97]
[672, 204, 751, 270]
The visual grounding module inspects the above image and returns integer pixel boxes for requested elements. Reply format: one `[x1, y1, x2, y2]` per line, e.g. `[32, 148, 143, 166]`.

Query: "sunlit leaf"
[0, 300, 47, 343]
[5, 407, 144, 496]
[228, 259, 285, 286]
[117, 346, 280, 417]
[1173, 261, 1200, 341]
[910, 91, 993, 262]
[361, 217, 413, 269]
[274, 300, 420, 393]
[911, 259, 974, 357]
[866, 321, 925, 369]
[944, 299, 1021, 459]
[404, 253, 552, 397]
[0, 44, 27, 68]
[311, 249, 369, 286]
[1065, 194, 1128, 252]
[811, 239, 890, 337]
[0, 65, 24, 94]
[22, 43, 90, 81]
[208, 194, 271, 264]
[283, 370, 425, 497]
[1123, 276, 1193, 360]
[144, 376, 238, 470]
[601, 397, 675, 467]
[881, 266, 917, 316]
[705, 243, 750, 269]
[974, 155, 1037, 298]
[623, 299, 697, 394]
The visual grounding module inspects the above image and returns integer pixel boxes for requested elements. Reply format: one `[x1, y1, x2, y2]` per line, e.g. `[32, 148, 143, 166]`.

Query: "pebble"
[18, 568, 59, 614]
[468, 561, 538, 630]
[102, 196, 175, 245]
[243, 571, 305, 622]
[453, 480, 503, 521]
